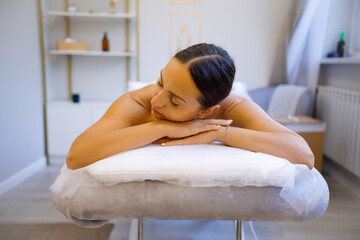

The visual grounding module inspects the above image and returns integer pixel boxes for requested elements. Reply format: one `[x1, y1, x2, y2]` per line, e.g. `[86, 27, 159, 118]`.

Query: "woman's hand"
[160, 130, 218, 146]
[152, 137, 178, 144]
[157, 119, 232, 139]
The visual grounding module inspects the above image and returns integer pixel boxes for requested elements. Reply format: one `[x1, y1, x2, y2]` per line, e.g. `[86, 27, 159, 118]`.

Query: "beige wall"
[139, 0, 295, 90]
[45, 0, 295, 101]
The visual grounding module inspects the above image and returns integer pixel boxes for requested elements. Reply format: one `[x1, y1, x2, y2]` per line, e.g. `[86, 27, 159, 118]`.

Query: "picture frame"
[169, 12, 202, 58]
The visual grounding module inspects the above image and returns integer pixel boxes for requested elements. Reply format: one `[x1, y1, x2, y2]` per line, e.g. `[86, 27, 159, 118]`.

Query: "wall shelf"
[47, 11, 136, 19]
[49, 49, 137, 57]
[40, 0, 139, 157]
[321, 57, 360, 65]
[47, 100, 112, 107]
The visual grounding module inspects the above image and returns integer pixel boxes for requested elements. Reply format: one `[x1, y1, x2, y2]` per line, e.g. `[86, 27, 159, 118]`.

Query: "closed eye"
[170, 97, 179, 106]
[157, 80, 179, 107]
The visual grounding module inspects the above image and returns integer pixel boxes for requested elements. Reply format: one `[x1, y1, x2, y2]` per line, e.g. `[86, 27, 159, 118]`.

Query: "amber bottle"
[102, 32, 109, 51]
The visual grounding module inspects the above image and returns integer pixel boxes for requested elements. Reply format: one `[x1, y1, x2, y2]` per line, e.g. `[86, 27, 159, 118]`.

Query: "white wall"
[45, 0, 295, 103]
[0, 0, 45, 183]
[320, 0, 360, 91]
[139, 0, 294, 90]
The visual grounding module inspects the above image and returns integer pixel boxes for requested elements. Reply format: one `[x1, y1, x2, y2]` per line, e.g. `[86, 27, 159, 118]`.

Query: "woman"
[66, 43, 314, 170]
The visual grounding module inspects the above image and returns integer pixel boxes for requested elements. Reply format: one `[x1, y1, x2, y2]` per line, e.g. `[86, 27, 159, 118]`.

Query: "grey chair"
[248, 85, 313, 116]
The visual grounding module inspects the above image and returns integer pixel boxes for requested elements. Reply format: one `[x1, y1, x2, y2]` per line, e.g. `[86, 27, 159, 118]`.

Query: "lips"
[152, 107, 162, 116]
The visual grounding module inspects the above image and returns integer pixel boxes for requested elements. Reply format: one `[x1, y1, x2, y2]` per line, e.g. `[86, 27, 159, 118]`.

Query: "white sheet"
[86, 143, 295, 188]
[50, 143, 296, 198]
[50, 143, 324, 215]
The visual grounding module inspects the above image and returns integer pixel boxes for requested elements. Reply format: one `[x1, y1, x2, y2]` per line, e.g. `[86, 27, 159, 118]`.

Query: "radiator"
[316, 86, 360, 177]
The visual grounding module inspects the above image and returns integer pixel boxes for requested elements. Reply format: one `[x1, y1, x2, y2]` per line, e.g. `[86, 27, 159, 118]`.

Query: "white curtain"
[286, 0, 330, 112]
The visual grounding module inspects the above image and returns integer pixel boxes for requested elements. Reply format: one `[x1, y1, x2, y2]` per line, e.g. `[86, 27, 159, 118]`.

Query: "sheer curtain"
[286, 0, 330, 113]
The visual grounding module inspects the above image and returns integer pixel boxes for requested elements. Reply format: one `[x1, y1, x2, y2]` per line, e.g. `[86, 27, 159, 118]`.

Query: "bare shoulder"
[221, 93, 296, 134]
[78, 85, 153, 137]
[106, 84, 154, 124]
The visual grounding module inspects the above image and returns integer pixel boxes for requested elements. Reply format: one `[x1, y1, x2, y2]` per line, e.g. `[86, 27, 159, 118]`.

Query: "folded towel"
[267, 84, 308, 116]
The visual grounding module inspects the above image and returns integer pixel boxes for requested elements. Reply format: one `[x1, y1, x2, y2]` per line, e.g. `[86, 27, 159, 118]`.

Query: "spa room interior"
[1, 0, 360, 239]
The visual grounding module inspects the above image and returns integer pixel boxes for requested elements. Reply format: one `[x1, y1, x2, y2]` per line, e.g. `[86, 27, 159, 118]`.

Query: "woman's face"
[151, 57, 204, 122]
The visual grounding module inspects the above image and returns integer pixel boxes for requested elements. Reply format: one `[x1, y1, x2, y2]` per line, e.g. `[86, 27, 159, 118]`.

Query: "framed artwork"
[170, 0, 202, 5]
[349, 0, 360, 57]
[169, 12, 202, 57]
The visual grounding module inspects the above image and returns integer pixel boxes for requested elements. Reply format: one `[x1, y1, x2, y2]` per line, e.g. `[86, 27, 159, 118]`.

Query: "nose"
[151, 89, 167, 108]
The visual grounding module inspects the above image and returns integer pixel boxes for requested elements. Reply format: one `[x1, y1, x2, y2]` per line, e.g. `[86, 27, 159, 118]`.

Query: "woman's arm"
[66, 94, 231, 170]
[66, 94, 161, 170]
[214, 126, 314, 169]
[216, 98, 315, 170]
[163, 98, 314, 170]
[66, 121, 164, 170]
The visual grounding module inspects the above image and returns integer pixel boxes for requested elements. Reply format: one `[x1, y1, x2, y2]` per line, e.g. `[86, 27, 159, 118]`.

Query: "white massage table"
[50, 144, 329, 240]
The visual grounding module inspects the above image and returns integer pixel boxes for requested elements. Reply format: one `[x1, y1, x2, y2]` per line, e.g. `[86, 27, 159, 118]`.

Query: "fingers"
[200, 119, 233, 126]
[162, 139, 185, 146]
[153, 137, 178, 144]
[185, 119, 232, 135]
[162, 131, 214, 146]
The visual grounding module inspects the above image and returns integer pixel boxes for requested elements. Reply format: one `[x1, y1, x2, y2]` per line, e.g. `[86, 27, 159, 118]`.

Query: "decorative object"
[102, 32, 109, 51]
[72, 93, 80, 103]
[109, 0, 117, 13]
[67, 4, 78, 13]
[337, 32, 345, 57]
[170, 12, 202, 58]
[57, 38, 87, 51]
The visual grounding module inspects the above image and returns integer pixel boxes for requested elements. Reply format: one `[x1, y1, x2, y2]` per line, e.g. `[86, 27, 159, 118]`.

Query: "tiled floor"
[0, 156, 359, 240]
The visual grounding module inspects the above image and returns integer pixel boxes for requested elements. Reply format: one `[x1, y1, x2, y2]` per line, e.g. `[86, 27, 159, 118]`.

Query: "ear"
[196, 105, 220, 119]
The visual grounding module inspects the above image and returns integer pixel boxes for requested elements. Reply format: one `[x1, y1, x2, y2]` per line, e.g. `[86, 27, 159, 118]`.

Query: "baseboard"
[0, 156, 46, 196]
[323, 155, 360, 199]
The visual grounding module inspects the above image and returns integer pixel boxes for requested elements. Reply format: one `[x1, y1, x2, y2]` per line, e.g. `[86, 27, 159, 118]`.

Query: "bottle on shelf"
[102, 32, 109, 51]
[337, 32, 345, 57]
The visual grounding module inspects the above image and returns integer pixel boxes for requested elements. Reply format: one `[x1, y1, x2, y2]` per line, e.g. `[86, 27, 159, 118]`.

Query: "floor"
[0, 156, 359, 240]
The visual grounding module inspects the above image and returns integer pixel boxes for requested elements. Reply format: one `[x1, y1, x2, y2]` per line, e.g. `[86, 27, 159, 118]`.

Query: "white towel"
[267, 84, 308, 117]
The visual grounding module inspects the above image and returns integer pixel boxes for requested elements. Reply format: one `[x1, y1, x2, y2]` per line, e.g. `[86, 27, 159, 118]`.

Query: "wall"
[46, 0, 295, 103]
[0, 0, 45, 183]
[319, 0, 360, 91]
[139, 0, 295, 91]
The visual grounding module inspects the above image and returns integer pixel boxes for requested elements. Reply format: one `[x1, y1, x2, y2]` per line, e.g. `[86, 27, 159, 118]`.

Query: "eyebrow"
[160, 70, 187, 104]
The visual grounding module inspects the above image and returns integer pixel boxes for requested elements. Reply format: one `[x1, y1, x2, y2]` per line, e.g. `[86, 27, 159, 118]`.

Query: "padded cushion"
[86, 144, 295, 188]
[50, 144, 329, 228]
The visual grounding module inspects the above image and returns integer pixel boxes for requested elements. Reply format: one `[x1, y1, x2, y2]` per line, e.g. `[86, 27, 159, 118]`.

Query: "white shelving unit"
[49, 49, 136, 57]
[321, 57, 360, 64]
[47, 11, 136, 19]
[39, 0, 139, 158]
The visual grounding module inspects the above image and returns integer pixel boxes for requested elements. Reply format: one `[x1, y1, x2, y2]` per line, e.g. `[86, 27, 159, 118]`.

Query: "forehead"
[162, 58, 202, 103]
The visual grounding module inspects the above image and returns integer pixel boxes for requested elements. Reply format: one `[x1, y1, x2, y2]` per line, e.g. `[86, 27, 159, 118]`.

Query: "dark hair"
[174, 43, 235, 109]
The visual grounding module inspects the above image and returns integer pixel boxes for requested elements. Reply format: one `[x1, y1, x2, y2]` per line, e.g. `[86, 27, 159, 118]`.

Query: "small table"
[272, 115, 326, 173]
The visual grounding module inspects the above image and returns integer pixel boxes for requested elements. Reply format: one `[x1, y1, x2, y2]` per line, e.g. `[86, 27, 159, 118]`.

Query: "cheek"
[165, 109, 197, 122]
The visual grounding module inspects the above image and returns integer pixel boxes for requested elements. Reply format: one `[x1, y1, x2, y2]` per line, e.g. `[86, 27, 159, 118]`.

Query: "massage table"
[50, 143, 329, 240]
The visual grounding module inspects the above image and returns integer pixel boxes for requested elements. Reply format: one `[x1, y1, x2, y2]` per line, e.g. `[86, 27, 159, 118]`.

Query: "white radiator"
[316, 86, 360, 177]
